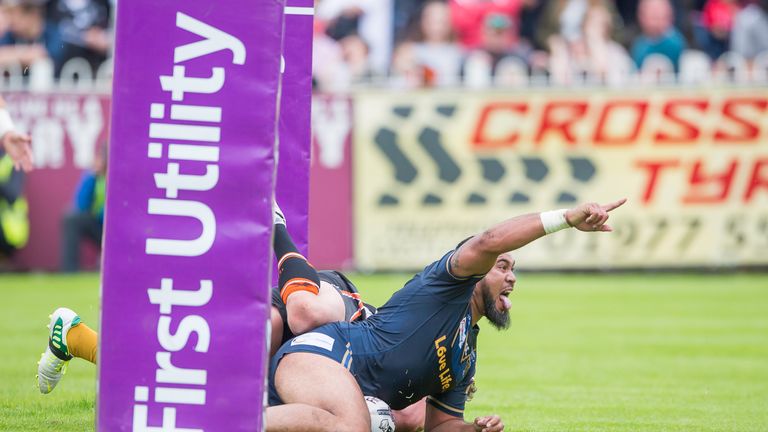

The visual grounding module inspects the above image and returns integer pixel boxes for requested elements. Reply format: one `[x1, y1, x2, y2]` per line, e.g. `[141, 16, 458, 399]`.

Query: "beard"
[482, 285, 510, 330]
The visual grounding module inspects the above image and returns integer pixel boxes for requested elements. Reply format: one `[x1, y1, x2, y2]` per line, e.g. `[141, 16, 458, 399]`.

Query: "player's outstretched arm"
[450, 199, 627, 278]
[424, 404, 504, 432]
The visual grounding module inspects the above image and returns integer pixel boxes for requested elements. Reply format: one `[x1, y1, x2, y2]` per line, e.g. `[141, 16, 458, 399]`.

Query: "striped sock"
[274, 224, 320, 303]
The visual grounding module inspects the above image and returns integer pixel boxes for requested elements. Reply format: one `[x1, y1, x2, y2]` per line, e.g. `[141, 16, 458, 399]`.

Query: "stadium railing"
[1, 49, 768, 91]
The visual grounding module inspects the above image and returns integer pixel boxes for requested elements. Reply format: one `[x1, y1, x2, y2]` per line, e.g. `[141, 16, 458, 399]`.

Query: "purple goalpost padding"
[98, 1, 308, 430]
[275, 0, 315, 259]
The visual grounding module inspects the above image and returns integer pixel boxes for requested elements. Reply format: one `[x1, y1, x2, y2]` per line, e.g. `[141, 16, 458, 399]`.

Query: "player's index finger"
[603, 198, 627, 212]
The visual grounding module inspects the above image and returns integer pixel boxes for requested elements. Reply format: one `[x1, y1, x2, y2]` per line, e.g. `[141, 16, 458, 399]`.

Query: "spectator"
[390, 43, 425, 88]
[392, 0, 463, 87]
[0, 153, 28, 261]
[60, 147, 106, 272]
[48, 0, 112, 76]
[550, 3, 634, 85]
[312, 24, 348, 91]
[317, 0, 393, 76]
[536, 0, 623, 52]
[312, 21, 373, 91]
[450, 0, 523, 49]
[618, 0, 690, 42]
[730, 0, 768, 62]
[339, 34, 374, 84]
[695, 0, 741, 59]
[472, 13, 532, 74]
[631, 0, 687, 70]
[0, 0, 63, 73]
[321, 3, 364, 41]
[459, 12, 539, 87]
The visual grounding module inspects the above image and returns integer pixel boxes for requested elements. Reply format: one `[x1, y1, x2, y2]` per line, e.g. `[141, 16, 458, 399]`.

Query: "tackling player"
[266, 198, 626, 432]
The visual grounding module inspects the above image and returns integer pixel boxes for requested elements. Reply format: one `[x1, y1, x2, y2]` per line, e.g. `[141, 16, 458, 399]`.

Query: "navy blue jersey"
[269, 250, 483, 417]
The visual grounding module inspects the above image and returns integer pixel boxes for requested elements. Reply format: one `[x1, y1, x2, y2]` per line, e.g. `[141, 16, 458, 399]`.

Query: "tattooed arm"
[449, 199, 626, 278]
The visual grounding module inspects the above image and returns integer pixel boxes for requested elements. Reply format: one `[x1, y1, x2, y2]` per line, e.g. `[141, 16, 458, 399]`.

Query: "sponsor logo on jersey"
[434, 335, 453, 390]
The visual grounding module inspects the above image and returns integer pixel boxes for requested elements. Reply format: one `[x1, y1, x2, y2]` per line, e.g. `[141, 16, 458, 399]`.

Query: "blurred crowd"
[0, 0, 765, 88]
[312, 0, 768, 89]
[0, 0, 112, 77]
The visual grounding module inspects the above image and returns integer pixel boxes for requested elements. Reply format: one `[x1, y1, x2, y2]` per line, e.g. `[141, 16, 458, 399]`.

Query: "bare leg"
[285, 281, 345, 335]
[267, 353, 370, 432]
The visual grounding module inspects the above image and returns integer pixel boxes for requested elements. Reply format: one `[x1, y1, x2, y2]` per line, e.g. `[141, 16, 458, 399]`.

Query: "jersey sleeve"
[425, 366, 475, 418]
[428, 251, 484, 283]
[416, 251, 484, 300]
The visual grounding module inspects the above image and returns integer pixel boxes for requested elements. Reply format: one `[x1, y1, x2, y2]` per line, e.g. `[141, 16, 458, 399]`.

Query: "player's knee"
[286, 312, 325, 335]
[286, 296, 334, 335]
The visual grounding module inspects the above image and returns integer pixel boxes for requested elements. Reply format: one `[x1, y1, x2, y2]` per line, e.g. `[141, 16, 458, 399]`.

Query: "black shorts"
[271, 270, 376, 347]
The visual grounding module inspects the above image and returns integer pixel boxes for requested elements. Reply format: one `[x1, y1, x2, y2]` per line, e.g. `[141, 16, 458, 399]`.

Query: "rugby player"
[266, 198, 626, 432]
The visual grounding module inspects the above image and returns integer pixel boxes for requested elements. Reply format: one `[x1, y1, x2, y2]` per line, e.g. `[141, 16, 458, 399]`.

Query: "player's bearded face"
[482, 282, 510, 330]
[478, 254, 514, 330]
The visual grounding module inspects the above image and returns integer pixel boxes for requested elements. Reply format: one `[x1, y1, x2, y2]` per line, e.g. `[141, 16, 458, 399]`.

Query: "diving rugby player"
[267, 199, 627, 432]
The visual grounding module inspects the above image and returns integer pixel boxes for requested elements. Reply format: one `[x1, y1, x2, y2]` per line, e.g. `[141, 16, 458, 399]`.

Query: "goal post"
[98, 1, 300, 430]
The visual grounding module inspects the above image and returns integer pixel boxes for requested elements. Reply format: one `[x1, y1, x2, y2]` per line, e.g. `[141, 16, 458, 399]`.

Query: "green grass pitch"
[1, 272, 767, 431]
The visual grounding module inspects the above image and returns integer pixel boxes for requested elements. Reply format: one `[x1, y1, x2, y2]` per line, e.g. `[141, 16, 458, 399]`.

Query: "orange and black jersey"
[270, 270, 376, 347]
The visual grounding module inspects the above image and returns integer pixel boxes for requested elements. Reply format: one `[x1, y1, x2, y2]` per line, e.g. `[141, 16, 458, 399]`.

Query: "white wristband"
[540, 209, 571, 234]
[0, 108, 15, 139]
